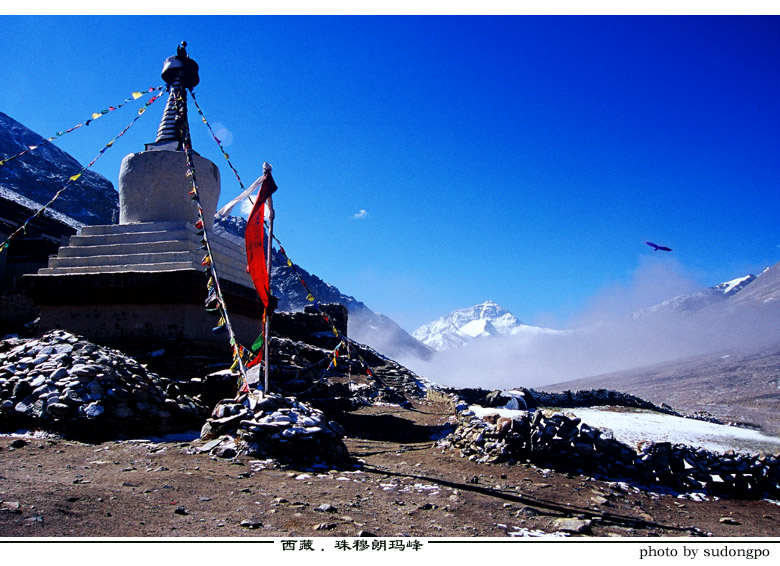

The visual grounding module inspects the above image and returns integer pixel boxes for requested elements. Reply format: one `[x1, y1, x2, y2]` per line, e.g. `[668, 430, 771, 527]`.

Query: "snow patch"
[469, 405, 780, 455]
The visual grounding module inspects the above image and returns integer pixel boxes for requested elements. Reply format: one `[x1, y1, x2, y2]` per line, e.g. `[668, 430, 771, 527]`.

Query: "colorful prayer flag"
[245, 168, 278, 309]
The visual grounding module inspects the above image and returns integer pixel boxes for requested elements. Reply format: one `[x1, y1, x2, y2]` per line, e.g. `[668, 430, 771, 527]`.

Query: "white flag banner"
[215, 175, 264, 218]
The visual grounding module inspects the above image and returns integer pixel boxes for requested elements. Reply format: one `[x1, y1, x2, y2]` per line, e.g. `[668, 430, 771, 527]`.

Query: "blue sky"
[2, 15, 779, 333]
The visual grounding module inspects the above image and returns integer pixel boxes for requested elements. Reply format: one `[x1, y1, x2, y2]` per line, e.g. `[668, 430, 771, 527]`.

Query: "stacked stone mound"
[267, 336, 419, 412]
[199, 392, 350, 468]
[436, 393, 780, 499]
[0, 330, 208, 439]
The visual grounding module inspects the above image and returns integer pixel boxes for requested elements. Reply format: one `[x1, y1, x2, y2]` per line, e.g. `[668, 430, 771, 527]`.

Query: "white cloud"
[399, 258, 780, 391]
[238, 197, 272, 220]
[211, 122, 234, 147]
[352, 209, 369, 220]
[239, 198, 253, 218]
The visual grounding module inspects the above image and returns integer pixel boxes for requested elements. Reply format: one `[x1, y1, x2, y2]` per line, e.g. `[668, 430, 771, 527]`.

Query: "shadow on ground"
[336, 411, 454, 443]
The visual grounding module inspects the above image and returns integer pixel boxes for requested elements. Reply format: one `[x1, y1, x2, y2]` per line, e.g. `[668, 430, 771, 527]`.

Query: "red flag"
[244, 168, 278, 308]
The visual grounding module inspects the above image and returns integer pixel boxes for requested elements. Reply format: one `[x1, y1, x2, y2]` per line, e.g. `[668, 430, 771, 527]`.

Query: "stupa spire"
[146, 41, 200, 151]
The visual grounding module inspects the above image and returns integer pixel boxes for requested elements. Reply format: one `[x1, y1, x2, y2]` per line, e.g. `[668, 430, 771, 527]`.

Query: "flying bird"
[645, 241, 673, 252]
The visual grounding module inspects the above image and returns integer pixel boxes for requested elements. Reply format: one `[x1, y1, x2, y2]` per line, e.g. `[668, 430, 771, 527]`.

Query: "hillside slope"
[543, 343, 780, 436]
[0, 112, 117, 225]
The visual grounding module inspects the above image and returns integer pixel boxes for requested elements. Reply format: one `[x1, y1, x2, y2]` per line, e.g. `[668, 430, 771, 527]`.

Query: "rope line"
[189, 91, 251, 197]
[271, 241, 387, 386]
[175, 91, 251, 392]
[0, 86, 164, 168]
[0, 90, 163, 253]
[191, 95, 390, 391]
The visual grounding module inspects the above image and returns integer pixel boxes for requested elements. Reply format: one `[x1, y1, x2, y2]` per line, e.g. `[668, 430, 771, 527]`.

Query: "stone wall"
[433, 389, 780, 499]
[271, 303, 348, 348]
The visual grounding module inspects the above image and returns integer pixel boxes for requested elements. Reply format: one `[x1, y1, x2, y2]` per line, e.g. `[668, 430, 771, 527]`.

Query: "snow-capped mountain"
[630, 274, 757, 319]
[726, 264, 780, 306]
[0, 111, 117, 225]
[413, 300, 559, 352]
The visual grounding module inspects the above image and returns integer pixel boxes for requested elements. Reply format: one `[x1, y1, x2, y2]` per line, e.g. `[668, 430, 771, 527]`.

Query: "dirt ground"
[1, 398, 779, 538]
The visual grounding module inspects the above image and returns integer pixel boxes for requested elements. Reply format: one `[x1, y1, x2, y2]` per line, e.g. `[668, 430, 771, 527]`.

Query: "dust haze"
[399, 258, 780, 390]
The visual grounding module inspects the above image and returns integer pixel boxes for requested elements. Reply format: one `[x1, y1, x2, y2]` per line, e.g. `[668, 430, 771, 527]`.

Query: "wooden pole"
[264, 194, 275, 394]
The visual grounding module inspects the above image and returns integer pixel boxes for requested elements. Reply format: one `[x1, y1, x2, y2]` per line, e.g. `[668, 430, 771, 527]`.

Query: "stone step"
[49, 250, 201, 269]
[79, 221, 189, 236]
[71, 226, 250, 268]
[46, 250, 252, 287]
[38, 263, 198, 275]
[205, 234, 251, 266]
[57, 239, 200, 258]
[39, 260, 254, 289]
[47, 221, 255, 287]
[69, 229, 196, 247]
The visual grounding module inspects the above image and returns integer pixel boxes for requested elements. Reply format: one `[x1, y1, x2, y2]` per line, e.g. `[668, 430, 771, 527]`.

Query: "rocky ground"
[1, 398, 779, 538]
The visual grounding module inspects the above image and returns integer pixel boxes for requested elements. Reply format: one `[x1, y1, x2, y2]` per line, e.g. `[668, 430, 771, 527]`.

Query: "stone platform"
[24, 220, 265, 348]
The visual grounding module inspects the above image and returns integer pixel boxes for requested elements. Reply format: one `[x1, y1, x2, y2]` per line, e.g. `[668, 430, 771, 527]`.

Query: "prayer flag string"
[0, 86, 163, 169]
[0, 90, 162, 253]
[174, 91, 250, 392]
[272, 241, 383, 385]
[189, 91, 250, 201]
[189, 94, 267, 381]
[191, 95, 385, 389]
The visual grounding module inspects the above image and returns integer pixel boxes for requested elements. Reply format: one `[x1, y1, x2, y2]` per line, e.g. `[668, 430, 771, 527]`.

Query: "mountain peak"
[413, 301, 532, 351]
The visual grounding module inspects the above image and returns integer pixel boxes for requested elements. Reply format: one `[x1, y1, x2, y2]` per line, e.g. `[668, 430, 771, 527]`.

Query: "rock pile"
[447, 386, 679, 416]
[0, 330, 208, 439]
[267, 335, 421, 411]
[197, 392, 350, 468]
[434, 391, 780, 499]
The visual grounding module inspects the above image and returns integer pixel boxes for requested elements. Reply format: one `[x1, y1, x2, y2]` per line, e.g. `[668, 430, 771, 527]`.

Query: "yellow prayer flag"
[69, 173, 82, 182]
[92, 113, 101, 120]
[306, 293, 314, 302]
[132, 92, 143, 99]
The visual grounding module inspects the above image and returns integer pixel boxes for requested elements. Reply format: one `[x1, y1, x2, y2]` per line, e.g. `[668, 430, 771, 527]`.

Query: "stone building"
[24, 44, 265, 349]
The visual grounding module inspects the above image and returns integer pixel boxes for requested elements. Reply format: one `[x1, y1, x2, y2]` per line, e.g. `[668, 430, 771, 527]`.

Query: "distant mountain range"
[6, 108, 780, 388]
[630, 274, 758, 319]
[414, 271, 769, 354]
[544, 266, 780, 435]
[0, 112, 117, 225]
[0, 112, 432, 362]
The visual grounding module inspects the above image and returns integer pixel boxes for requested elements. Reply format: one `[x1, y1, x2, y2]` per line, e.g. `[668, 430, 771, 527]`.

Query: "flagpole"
[264, 193, 275, 394]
